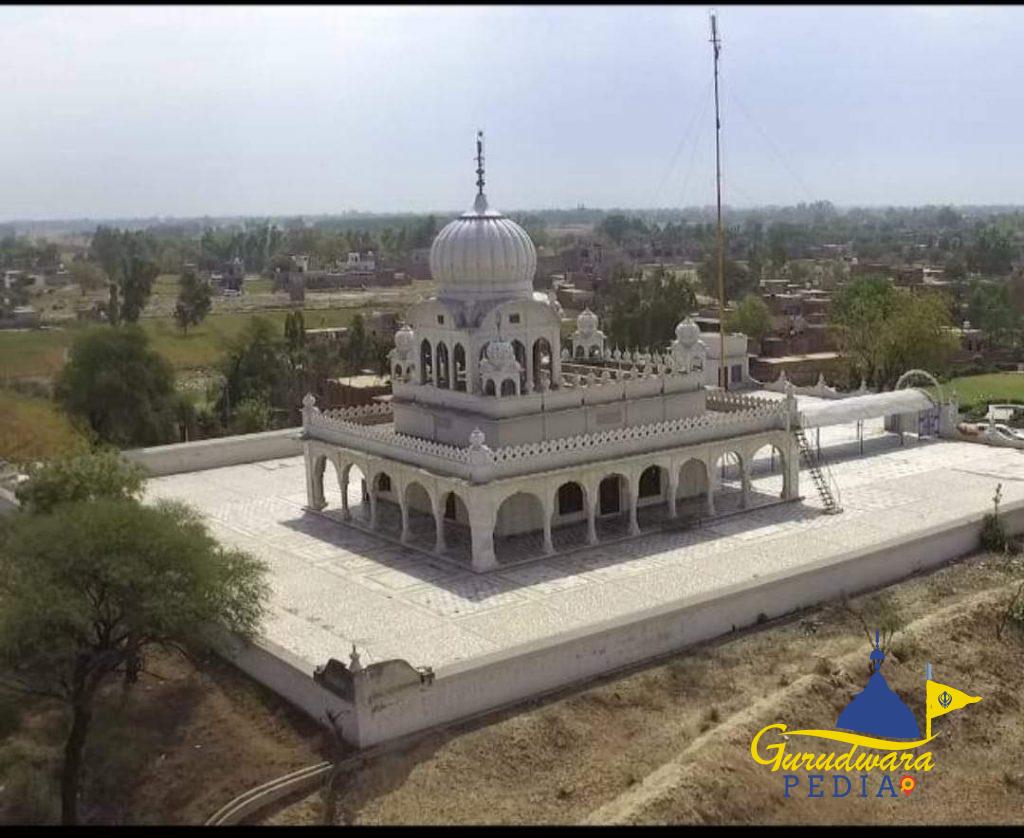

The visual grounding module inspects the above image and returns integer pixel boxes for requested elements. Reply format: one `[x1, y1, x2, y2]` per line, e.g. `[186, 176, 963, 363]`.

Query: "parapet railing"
[302, 392, 795, 484]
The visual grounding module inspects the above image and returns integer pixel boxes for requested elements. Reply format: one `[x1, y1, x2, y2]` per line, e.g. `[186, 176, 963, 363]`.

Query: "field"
[0, 389, 89, 464]
[946, 372, 1024, 413]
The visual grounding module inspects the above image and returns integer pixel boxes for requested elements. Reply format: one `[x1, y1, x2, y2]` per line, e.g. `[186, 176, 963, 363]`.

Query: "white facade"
[302, 155, 799, 572]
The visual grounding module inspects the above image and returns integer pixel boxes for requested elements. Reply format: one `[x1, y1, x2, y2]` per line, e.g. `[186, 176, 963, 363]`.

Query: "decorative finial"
[475, 130, 485, 196]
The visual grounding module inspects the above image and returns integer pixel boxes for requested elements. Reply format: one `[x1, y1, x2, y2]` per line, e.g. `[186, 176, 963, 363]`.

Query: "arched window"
[500, 378, 517, 397]
[512, 340, 527, 392]
[532, 337, 553, 392]
[420, 339, 433, 385]
[453, 344, 467, 392]
[436, 342, 450, 389]
[485, 379, 496, 396]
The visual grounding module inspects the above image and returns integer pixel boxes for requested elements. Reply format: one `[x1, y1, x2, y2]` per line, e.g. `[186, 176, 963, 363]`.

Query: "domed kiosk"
[301, 134, 801, 572]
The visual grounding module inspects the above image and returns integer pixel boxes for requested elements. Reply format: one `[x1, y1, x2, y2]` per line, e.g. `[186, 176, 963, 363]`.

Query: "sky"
[1, 4, 1022, 220]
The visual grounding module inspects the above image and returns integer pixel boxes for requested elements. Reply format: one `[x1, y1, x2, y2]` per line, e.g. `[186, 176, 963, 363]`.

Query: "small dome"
[576, 308, 598, 336]
[394, 324, 415, 354]
[429, 192, 536, 302]
[675, 317, 700, 347]
[484, 339, 515, 367]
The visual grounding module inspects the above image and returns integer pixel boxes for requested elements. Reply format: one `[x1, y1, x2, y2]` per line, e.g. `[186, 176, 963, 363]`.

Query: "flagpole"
[710, 11, 727, 391]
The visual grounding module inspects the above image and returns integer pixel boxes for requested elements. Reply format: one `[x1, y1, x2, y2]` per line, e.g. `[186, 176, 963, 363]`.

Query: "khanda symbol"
[938, 690, 953, 709]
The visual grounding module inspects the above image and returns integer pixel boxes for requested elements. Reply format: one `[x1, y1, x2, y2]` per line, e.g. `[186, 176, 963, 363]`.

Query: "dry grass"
[0, 388, 89, 464]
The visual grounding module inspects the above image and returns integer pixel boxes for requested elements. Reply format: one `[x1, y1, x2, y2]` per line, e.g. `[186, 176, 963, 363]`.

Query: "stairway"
[794, 428, 842, 514]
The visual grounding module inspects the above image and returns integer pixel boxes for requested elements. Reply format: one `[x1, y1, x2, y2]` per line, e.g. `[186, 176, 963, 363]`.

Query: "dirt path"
[267, 552, 1024, 826]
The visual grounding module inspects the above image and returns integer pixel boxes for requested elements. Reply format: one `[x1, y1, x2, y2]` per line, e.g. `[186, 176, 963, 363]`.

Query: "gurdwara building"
[301, 151, 801, 572]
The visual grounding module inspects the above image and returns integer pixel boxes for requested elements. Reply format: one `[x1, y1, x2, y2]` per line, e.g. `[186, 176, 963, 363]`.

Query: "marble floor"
[145, 412, 1024, 676]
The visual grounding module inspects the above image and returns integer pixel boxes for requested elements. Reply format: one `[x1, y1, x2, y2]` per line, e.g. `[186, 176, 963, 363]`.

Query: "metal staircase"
[794, 428, 842, 514]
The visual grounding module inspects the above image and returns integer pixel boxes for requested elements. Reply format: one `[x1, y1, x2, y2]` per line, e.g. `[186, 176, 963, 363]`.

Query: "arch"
[636, 463, 671, 530]
[638, 464, 664, 501]
[677, 457, 711, 518]
[369, 469, 400, 535]
[436, 341, 450, 389]
[494, 490, 547, 562]
[453, 343, 467, 392]
[403, 481, 436, 546]
[532, 337, 553, 392]
[310, 453, 328, 508]
[553, 480, 586, 518]
[597, 473, 628, 517]
[712, 450, 745, 511]
[511, 339, 527, 392]
[575, 344, 586, 359]
[500, 378, 517, 397]
[342, 462, 369, 519]
[394, 363, 403, 380]
[485, 379, 497, 396]
[589, 344, 603, 359]
[748, 442, 787, 500]
[420, 339, 433, 385]
[894, 369, 943, 404]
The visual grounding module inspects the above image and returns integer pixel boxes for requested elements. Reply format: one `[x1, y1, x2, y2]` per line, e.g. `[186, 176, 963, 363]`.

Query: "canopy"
[798, 389, 935, 429]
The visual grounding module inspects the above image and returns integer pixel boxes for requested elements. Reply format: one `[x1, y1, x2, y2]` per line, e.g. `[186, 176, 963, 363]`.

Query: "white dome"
[430, 193, 536, 301]
[675, 317, 701, 347]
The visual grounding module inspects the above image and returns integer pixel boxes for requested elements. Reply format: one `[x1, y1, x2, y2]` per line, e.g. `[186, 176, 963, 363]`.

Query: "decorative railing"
[755, 370, 871, 401]
[301, 391, 795, 484]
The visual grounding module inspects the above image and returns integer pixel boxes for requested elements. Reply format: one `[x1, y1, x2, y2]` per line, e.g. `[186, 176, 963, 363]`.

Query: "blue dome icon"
[835, 631, 921, 740]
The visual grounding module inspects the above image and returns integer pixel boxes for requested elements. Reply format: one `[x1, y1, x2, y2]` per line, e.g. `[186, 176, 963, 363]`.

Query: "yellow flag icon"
[926, 679, 981, 738]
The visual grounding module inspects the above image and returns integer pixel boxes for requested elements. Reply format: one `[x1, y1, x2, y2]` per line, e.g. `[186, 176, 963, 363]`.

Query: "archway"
[494, 491, 546, 562]
[512, 339, 527, 392]
[500, 378, 517, 397]
[403, 481, 436, 547]
[596, 473, 632, 538]
[677, 458, 710, 518]
[575, 345, 585, 359]
[532, 337, 553, 392]
[636, 463, 670, 529]
[420, 339, 433, 385]
[712, 451, 745, 512]
[439, 490, 471, 561]
[343, 463, 369, 520]
[485, 379, 497, 396]
[552, 480, 588, 550]
[453, 343, 467, 392]
[370, 470, 401, 535]
[436, 342, 450, 389]
[748, 443, 786, 501]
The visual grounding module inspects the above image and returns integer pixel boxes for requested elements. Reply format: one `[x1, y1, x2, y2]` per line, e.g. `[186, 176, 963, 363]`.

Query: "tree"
[67, 258, 107, 297]
[173, 267, 212, 335]
[216, 316, 290, 428]
[598, 265, 698, 350]
[724, 294, 771, 342]
[831, 277, 958, 389]
[966, 279, 1020, 350]
[0, 497, 268, 823]
[343, 313, 368, 374]
[697, 256, 756, 303]
[966, 225, 1015, 277]
[54, 326, 178, 447]
[88, 228, 160, 324]
[14, 450, 145, 515]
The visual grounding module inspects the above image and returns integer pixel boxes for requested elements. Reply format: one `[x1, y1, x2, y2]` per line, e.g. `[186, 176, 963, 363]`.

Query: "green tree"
[88, 228, 160, 324]
[697, 256, 755, 303]
[14, 450, 146, 515]
[54, 326, 178, 447]
[344, 313, 368, 374]
[966, 280, 1020, 350]
[173, 267, 212, 335]
[0, 497, 268, 824]
[966, 225, 1015, 277]
[598, 266, 698, 350]
[831, 277, 958, 389]
[216, 317, 290, 427]
[724, 294, 772, 342]
[67, 258, 107, 297]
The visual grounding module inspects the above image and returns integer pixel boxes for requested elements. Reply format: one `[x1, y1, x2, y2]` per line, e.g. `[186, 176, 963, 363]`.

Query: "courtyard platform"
[145, 410, 1024, 745]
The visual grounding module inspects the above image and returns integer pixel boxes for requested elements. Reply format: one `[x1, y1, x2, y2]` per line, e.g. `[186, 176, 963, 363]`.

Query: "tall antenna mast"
[710, 10, 727, 390]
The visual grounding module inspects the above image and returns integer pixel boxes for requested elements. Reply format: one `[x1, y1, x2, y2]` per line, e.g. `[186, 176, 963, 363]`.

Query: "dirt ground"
[266, 551, 1024, 826]
[0, 648, 325, 825]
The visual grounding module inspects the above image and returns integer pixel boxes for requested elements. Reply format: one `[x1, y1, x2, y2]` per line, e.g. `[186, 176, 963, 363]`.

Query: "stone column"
[585, 483, 599, 545]
[340, 466, 350, 520]
[468, 495, 497, 572]
[667, 467, 679, 519]
[399, 491, 410, 543]
[627, 475, 641, 536]
[368, 485, 379, 530]
[305, 447, 326, 511]
[541, 491, 555, 556]
[705, 462, 716, 516]
[740, 458, 751, 509]
[431, 492, 447, 554]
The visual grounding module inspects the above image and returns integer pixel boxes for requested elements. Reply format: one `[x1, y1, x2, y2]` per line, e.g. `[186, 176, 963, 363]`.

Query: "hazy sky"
[2, 5, 1022, 220]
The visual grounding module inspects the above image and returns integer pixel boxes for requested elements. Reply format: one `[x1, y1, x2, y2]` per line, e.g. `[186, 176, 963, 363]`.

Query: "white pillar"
[469, 499, 497, 572]
[627, 476, 640, 536]
[705, 461, 716, 516]
[586, 487, 599, 545]
[368, 485, 378, 530]
[340, 467, 350, 520]
[432, 493, 446, 554]
[542, 492, 555, 556]
[740, 458, 751, 509]
[667, 468, 679, 519]
[399, 493, 410, 543]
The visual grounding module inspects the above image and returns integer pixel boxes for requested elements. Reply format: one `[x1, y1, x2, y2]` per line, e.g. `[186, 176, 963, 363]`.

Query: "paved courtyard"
[145, 409, 1024, 676]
